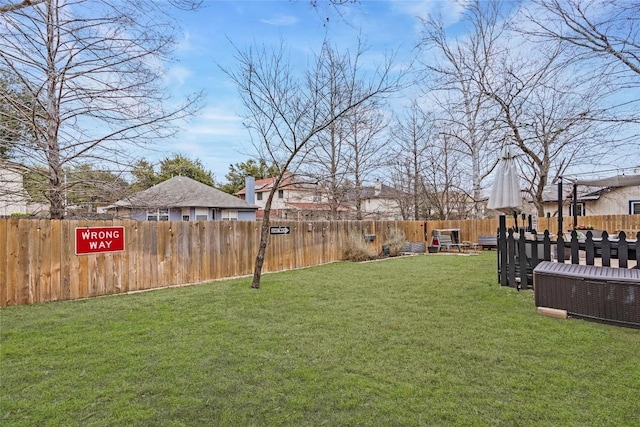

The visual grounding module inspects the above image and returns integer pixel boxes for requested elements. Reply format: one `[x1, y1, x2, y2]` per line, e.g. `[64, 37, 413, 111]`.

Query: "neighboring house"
[107, 176, 258, 221]
[540, 174, 640, 217]
[0, 160, 29, 216]
[357, 180, 407, 220]
[237, 175, 406, 220]
[237, 173, 346, 220]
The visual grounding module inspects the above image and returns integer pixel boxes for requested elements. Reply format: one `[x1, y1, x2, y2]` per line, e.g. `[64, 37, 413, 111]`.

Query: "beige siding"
[542, 186, 640, 217]
[0, 167, 28, 216]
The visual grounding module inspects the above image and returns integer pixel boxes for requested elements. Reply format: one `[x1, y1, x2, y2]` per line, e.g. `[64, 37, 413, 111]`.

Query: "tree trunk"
[251, 176, 280, 289]
[46, 0, 64, 219]
[251, 208, 271, 289]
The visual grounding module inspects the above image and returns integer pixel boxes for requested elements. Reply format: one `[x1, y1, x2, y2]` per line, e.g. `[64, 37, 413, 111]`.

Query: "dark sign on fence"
[75, 226, 125, 255]
[269, 226, 291, 235]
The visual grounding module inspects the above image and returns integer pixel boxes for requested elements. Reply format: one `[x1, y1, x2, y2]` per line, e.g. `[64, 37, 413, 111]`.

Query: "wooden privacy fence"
[2, 215, 639, 307]
[0, 219, 426, 307]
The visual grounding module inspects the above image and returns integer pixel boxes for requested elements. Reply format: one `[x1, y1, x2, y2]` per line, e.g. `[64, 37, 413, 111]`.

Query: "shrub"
[383, 228, 406, 257]
[9, 212, 34, 218]
[343, 231, 378, 262]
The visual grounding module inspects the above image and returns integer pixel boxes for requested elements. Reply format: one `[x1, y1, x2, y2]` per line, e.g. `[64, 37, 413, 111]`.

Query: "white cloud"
[166, 65, 192, 86]
[176, 31, 193, 52]
[390, 0, 466, 29]
[260, 14, 298, 26]
[180, 106, 246, 138]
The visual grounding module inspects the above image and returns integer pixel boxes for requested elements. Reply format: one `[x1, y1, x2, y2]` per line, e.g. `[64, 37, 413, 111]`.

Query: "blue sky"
[155, 0, 459, 181]
[154, 0, 639, 183]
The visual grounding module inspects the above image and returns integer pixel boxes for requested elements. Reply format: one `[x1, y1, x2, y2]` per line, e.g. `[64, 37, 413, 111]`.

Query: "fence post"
[498, 215, 508, 286]
[557, 178, 563, 239]
[557, 233, 565, 263]
[518, 228, 528, 289]
[507, 228, 517, 288]
[543, 230, 551, 261]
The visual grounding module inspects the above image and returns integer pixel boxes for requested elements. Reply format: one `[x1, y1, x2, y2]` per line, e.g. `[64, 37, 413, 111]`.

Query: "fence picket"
[0, 219, 7, 306]
[60, 221, 71, 301]
[17, 219, 30, 305]
[46, 219, 60, 302]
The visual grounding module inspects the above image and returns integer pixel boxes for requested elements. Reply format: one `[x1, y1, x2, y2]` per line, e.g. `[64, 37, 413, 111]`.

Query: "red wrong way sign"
[75, 226, 125, 255]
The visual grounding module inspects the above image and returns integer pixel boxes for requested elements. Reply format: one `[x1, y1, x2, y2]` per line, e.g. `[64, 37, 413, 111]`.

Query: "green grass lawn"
[2, 253, 639, 426]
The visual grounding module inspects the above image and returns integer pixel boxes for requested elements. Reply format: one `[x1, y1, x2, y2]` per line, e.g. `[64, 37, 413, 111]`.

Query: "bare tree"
[420, 1, 505, 217]
[0, 1, 46, 14]
[302, 43, 353, 220]
[345, 93, 389, 220]
[524, 0, 640, 79]
[421, 0, 625, 217]
[479, 43, 619, 215]
[0, 0, 202, 218]
[521, 0, 640, 130]
[0, 0, 202, 14]
[303, 46, 390, 221]
[421, 131, 469, 220]
[0, 73, 36, 159]
[387, 161, 415, 220]
[391, 100, 434, 220]
[224, 40, 404, 288]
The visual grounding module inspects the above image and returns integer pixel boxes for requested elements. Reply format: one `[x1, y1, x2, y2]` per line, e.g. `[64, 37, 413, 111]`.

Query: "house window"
[147, 208, 169, 221]
[569, 202, 585, 217]
[278, 189, 284, 199]
[222, 210, 238, 221]
[182, 215, 190, 221]
[257, 192, 263, 201]
[630, 200, 640, 215]
[195, 207, 208, 221]
[181, 208, 190, 221]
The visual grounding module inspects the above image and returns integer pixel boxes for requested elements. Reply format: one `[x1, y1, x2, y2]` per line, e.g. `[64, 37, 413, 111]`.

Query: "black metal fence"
[496, 216, 640, 290]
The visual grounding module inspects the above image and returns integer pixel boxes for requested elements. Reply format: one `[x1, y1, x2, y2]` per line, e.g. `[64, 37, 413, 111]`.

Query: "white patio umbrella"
[487, 145, 522, 226]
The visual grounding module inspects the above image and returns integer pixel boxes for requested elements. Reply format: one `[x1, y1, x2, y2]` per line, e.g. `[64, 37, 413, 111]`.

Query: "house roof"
[237, 174, 290, 195]
[541, 184, 608, 203]
[541, 173, 640, 203]
[575, 174, 640, 187]
[115, 176, 258, 210]
[358, 183, 406, 199]
[237, 173, 316, 195]
[286, 202, 349, 211]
